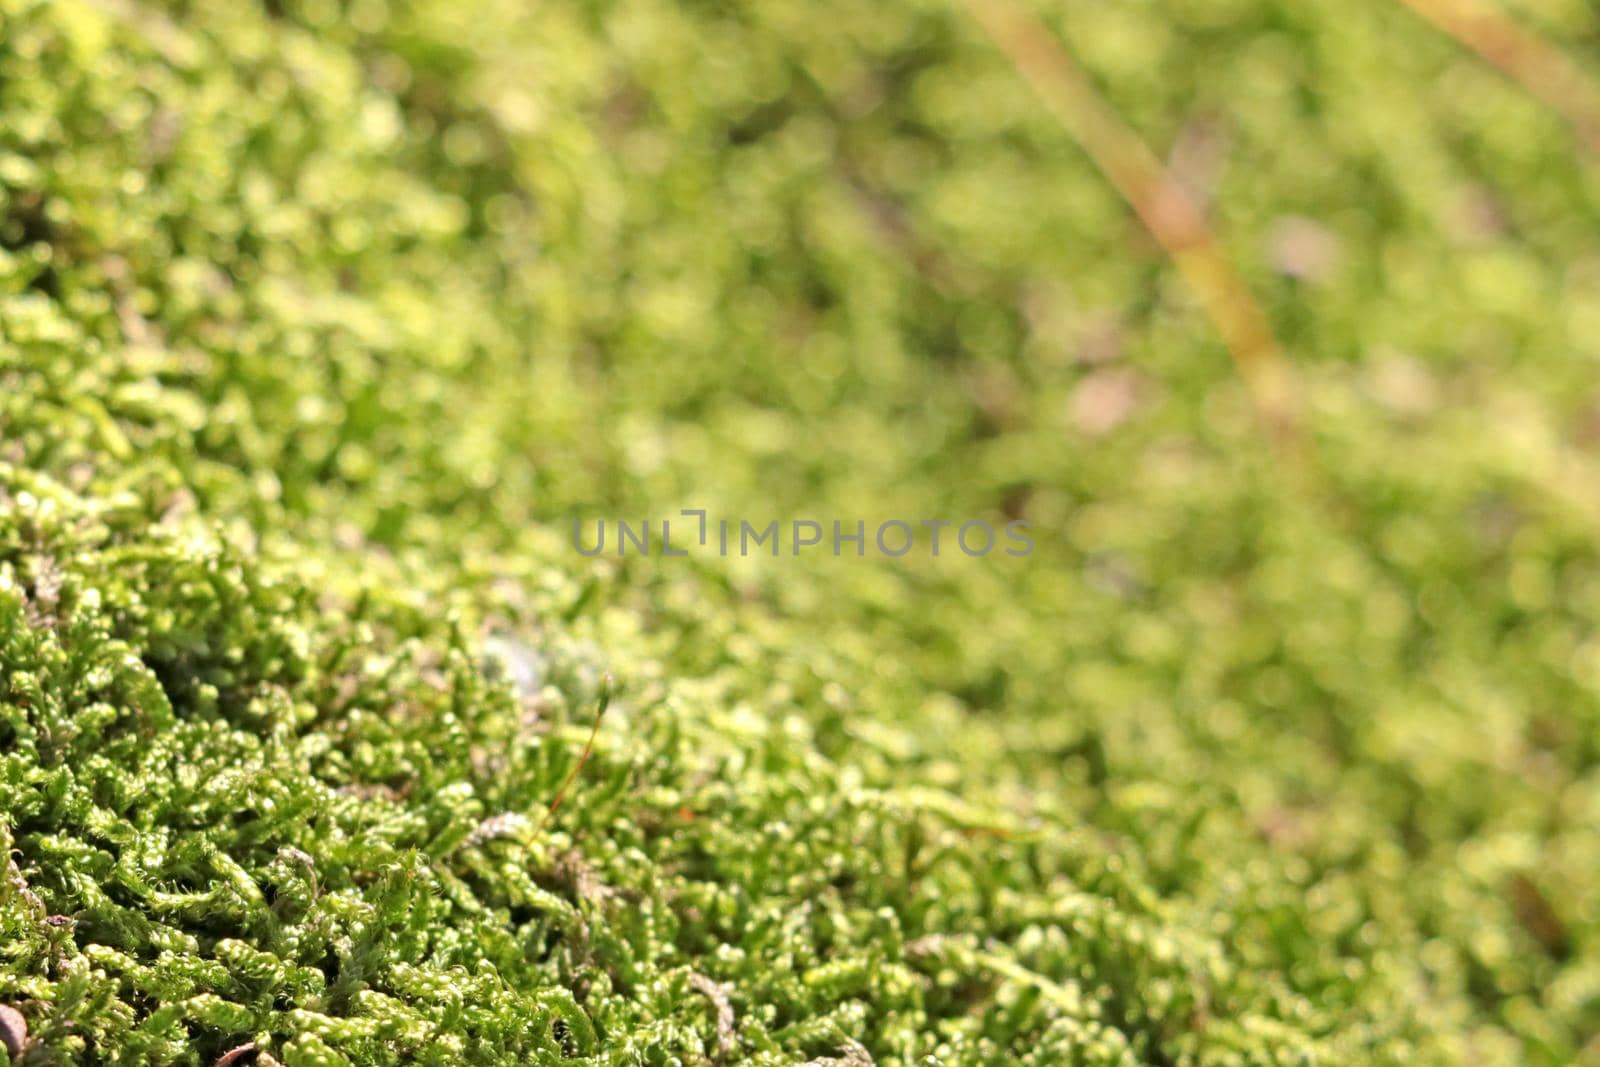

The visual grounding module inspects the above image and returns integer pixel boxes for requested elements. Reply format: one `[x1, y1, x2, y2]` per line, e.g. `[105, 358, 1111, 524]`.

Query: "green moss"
[2, 0, 1599, 1063]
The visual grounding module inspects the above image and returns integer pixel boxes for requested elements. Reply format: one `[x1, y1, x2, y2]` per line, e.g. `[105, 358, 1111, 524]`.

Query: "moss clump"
[3, 0, 1600, 1063]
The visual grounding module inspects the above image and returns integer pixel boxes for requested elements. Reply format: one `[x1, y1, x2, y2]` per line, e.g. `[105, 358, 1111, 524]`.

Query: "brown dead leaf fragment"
[1071, 368, 1144, 437]
[0, 1004, 27, 1059]
[1268, 216, 1339, 283]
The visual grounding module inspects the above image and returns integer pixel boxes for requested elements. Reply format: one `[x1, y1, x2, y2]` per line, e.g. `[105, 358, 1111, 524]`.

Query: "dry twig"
[1395, 0, 1600, 154]
[539, 676, 613, 832]
[961, 0, 1302, 450]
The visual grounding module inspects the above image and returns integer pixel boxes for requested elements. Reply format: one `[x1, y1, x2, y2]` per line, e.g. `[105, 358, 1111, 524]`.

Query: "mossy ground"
[3, 0, 1600, 1063]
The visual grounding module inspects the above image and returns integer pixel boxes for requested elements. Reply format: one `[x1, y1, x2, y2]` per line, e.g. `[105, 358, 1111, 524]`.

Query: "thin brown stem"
[1394, 0, 1600, 154]
[539, 675, 613, 832]
[960, 0, 1302, 451]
